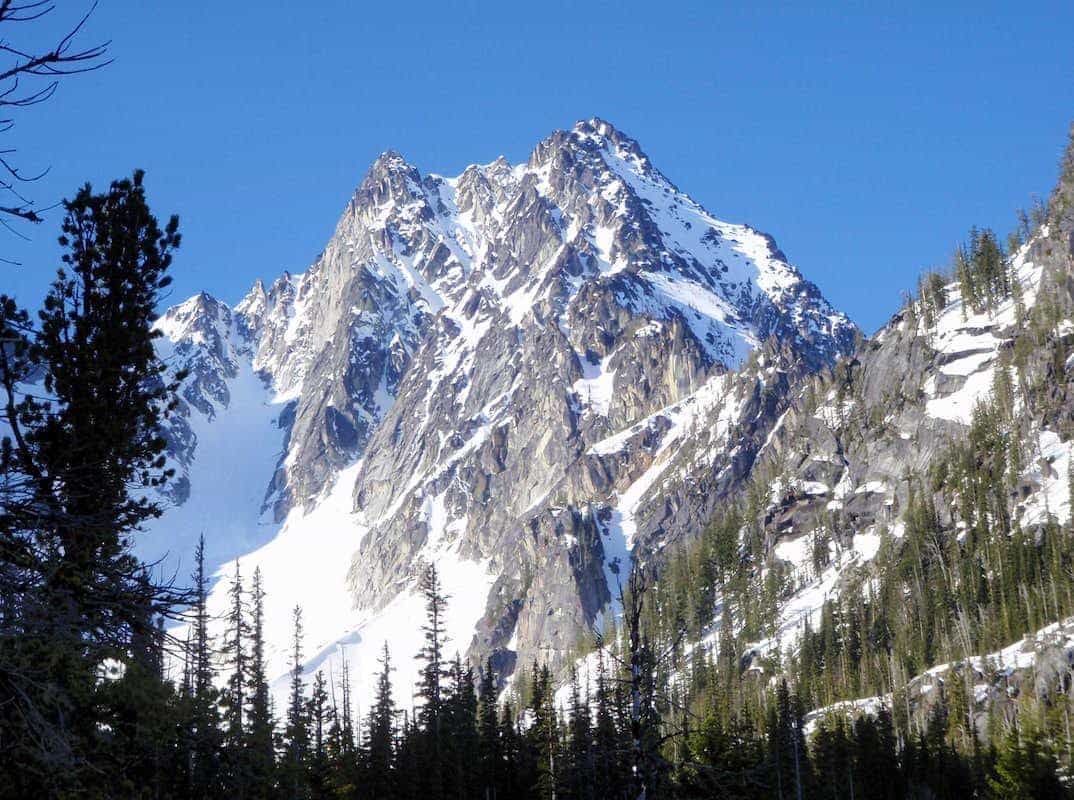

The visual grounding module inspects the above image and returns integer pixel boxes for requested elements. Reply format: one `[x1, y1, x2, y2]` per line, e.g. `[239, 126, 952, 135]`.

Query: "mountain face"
[146, 118, 856, 697]
[705, 141, 1074, 731]
[736, 226, 1073, 662]
[760, 217, 1074, 638]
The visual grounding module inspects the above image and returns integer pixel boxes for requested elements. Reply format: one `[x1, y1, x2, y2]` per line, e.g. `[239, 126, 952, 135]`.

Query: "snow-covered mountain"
[547, 142, 1074, 738]
[144, 118, 856, 705]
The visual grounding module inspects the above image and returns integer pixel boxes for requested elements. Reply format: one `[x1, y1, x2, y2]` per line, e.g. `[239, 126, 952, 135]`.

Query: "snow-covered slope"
[550, 205, 1074, 727]
[802, 614, 1074, 737]
[144, 118, 856, 708]
[146, 294, 287, 573]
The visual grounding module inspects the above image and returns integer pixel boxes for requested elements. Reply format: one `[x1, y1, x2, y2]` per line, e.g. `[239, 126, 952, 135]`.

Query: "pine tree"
[477, 658, 501, 800]
[307, 670, 331, 800]
[245, 566, 276, 798]
[325, 654, 359, 798]
[283, 605, 309, 800]
[444, 653, 479, 799]
[593, 650, 625, 800]
[498, 701, 529, 800]
[339, 655, 355, 755]
[528, 662, 558, 800]
[0, 171, 185, 795]
[188, 535, 223, 799]
[366, 642, 397, 800]
[415, 564, 449, 799]
[96, 605, 183, 800]
[768, 680, 807, 800]
[222, 559, 250, 798]
[565, 666, 595, 800]
[988, 723, 1066, 800]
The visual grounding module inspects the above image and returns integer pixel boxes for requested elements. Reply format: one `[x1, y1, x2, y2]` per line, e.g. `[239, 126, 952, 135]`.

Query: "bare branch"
[0, 1, 109, 235]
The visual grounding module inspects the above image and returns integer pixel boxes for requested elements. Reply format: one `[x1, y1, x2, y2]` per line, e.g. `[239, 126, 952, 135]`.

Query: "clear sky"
[3, 0, 1073, 333]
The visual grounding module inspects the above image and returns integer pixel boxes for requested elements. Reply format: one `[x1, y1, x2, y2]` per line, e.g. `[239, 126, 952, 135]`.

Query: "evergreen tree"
[306, 670, 331, 800]
[188, 535, 224, 799]
[366, 642, 397, 800]
[477, 658, 501, 800]
[282, 606, 309, 800]
[339, 655, 355, 755]
[768, 681, 807, 800]
[415, 564, 449, 799]
[246, 566, 276, 798]
[988, 723, 1066, 800]
[852, 706, 901, 800]
[564, 666, 595, 800]
[0, 170, 185, 796]
[593, 651, 626, 800]
[222, 559, 251, 798]
[528, 662, 558, 800]
[444, 653, 479, 799]
[499, 701, 531, 800]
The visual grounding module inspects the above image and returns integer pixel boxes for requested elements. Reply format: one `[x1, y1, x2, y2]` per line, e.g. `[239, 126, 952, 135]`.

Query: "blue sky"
[3, 0, 1073, 333]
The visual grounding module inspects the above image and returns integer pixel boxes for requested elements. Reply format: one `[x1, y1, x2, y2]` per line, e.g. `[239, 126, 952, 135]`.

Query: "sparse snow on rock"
[144, 118, 857, 706]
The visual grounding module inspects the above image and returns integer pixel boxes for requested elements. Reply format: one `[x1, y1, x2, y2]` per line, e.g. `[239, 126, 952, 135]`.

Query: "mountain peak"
[234, 278, 268, 324]
[154, 290, 231, 345]
[569, 116, 648, 161]
[572, 115, 618, 136]
[371, 148, 411, 171]
[150, 121, 859, 712]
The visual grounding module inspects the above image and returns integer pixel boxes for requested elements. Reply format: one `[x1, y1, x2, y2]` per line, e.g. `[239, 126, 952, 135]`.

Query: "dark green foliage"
[988, 723, 1067, 799]
[444, 654, 479, 798]
[415, 563, 448, 799]
[956, 227, 1010, 315]
[222, 559, 251, 797]
[365, 643, 395, 799]
[186, 535, 225, 798]
[282, 606, 309, 799]
[0, 172, 187, 797]
[528, 661, 558, 800]
[306, 670, 331, 799]
[477, 658, 501, 797]
[247, 566, 277, 799]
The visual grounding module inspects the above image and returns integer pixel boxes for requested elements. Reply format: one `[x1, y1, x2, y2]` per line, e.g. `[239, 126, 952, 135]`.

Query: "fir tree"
[988, 723, 1067, 800]
[283, 605, 309, 800]
[593, 650, 626, 800]
[245, 566, 276, 798]
[477, 658, 501, 800]
[222, 559, 250, 798]
[415, 564, 449, 800]
[528, 662, 558, 800]
[188, 535, 223, 799]
[564, 666, 595, 800]
[306, 670, 331, 800]
[444, 653, 479, 799]
[366, 642, 397, 800]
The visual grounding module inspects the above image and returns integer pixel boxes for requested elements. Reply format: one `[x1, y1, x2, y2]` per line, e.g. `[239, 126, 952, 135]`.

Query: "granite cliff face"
[148, 118, 856, 696]
[741, 190, 1074, 666]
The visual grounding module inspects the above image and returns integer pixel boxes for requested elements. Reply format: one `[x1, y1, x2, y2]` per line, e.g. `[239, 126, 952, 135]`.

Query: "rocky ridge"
[147, 118, 856, 698]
